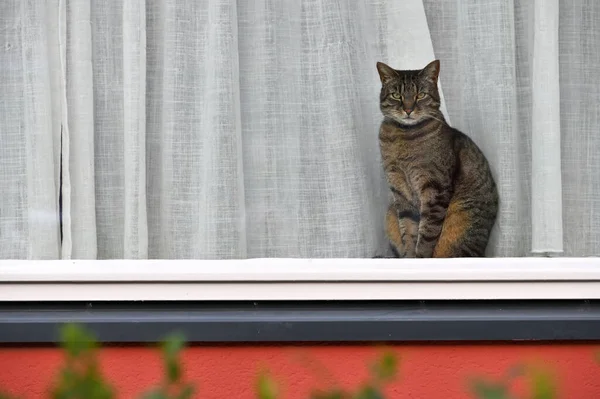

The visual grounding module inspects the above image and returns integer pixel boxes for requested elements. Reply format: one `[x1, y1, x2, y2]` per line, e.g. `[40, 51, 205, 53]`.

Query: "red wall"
[1, 344, 599, 398]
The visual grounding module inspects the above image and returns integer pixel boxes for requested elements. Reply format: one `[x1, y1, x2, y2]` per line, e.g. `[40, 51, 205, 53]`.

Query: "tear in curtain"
[1, 0, 599, 259]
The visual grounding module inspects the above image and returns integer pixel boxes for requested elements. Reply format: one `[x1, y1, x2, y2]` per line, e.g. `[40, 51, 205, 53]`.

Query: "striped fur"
[376, 60, 499, 258]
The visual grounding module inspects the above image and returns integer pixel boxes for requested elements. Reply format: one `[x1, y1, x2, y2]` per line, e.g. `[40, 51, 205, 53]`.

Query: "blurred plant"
[2, 324, 597, 399]
[257, 351, 398, 399]
[25, 324, 192, 399]
[257, 370, 279, 399]
[140, 333, 195, 399]
[51, 324, 114, 399]
[470, 364, 557, 399]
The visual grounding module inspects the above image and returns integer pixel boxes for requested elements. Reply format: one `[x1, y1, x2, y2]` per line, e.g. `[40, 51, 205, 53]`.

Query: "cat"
[376, 60, 499, 258]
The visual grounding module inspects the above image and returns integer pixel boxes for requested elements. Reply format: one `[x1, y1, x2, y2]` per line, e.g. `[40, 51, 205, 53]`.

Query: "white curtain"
[0, 0, 62, 259]
[1, 0, 599, 260]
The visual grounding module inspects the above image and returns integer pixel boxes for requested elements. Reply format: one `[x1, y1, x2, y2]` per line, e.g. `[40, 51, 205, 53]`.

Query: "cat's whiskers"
[424, 114, 446, 125]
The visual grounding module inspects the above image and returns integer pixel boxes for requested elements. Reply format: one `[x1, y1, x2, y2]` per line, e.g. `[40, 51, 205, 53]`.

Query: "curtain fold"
[385, 0, 450, 122]
[123, 0, 148, 259]
[560, 0, 600, 255]
[145, 0, 247, 259]
[65, 0, 97, 259]
[0, 0, 60, 259]
[1, 0, 599, 259]
[531, 0, 563, 254]
[424, 0, 527, 256]
[238, 0, 388, 257]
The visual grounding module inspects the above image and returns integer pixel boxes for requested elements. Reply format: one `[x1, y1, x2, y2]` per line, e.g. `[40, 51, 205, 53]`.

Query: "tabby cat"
[376, 60, 498, 258]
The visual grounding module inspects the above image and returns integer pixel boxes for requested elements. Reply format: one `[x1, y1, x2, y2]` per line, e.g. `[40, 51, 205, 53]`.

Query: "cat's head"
[376, 60, 442, 126]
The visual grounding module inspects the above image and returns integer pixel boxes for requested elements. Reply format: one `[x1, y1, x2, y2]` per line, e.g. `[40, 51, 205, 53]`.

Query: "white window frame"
[1, 257, 599, 301]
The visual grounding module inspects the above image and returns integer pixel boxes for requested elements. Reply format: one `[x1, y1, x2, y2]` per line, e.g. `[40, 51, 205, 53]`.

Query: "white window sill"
[1, 257, 599, 301]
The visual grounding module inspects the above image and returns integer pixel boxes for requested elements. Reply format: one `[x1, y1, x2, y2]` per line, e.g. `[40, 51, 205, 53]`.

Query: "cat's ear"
[421, 60, 440, 82]
[376, 62, 398, 84]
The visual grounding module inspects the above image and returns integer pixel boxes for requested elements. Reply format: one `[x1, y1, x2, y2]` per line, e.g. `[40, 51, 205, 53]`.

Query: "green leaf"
[370, 352, 398, 383]
[529, 368, 556, 399]
[161, 334, 186, 384]
[354, 385, 384, 399]
[167, 361, 181, 385]
[256, 372, 278, 399]
[470, 379, 512, 399]
[60, 324, 98, 358]
[162, 334, 186, 359]
[175, 385, 195, 399]
[139, 334, 197, 399]
[140, 389, 167, 399]
[51, 324, 115, 399]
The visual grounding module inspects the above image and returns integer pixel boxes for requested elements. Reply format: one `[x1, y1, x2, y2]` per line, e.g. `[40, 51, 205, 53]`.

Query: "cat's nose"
[404, 108, 413, 115]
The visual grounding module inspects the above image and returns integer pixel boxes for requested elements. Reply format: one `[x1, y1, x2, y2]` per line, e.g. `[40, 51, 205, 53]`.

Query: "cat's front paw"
[390, 244, 406, 258]
[415, 245, 434, 258]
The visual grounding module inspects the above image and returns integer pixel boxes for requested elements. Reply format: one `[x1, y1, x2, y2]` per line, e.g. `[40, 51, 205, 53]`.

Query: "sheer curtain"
[0, 0, 62, 259]
[1, 0, 599, 259]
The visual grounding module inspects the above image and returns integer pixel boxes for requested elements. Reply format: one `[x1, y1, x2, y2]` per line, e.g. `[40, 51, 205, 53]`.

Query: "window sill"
[1, 257, 599, 301]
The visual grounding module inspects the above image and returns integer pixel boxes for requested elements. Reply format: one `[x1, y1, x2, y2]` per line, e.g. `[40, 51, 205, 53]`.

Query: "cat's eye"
[417, 92, 427, 100]
[391, 93, 401, 100]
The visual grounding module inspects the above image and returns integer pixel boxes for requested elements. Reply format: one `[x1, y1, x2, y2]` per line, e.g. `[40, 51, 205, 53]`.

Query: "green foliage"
[470, 380, 515, 399]
[0, 323, 592, 399]
[40, 324, 193, 399]
[526, 367, 556, 399]
[369, 352, 397, 384]
[470, 364, 557, 399]
[307, 351, 398, 399]
[139, 333, 195, 399]
[256, 371, 279, 399]
[255, 351, 398, 399]
[51, 324, 114, 399]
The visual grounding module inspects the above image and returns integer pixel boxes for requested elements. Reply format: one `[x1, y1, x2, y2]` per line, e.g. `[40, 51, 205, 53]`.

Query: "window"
[1, 0, 600, 305]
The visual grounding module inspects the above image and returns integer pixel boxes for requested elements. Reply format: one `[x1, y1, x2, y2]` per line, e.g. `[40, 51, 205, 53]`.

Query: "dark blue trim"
[0, 300, 598, 344]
